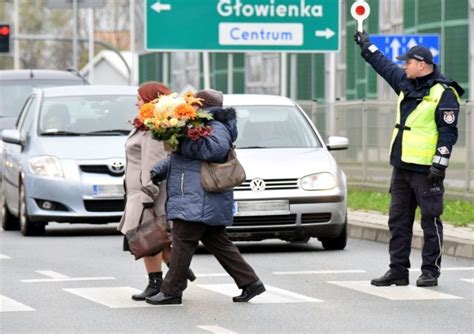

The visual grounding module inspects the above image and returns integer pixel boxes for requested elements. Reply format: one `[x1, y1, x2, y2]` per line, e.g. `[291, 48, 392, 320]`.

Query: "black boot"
[167, 263, 197, 282]
[370, 270, 409, 287]
[132, 272, 163, 301]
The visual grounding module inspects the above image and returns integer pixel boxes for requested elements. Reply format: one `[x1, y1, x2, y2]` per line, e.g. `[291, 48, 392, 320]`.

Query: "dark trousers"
[160, 219, 259, 297]
[388, 168, 444, 277]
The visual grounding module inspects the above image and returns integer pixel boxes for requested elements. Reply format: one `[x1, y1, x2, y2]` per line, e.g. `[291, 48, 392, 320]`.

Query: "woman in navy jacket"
[146, 89, 265, 305]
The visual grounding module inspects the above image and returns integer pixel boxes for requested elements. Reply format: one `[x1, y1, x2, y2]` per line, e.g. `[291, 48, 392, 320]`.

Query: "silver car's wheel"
[1, 192, 20, 231]
[321, 221, 347, 250]
[19, 182, 45, 236]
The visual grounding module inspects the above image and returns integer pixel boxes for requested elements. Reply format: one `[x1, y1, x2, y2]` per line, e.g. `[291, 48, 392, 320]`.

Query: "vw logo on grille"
[108, 161, 125, 174]
[250, 178, 266, 192]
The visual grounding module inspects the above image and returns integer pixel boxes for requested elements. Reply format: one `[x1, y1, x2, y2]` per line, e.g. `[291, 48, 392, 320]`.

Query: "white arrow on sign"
[407, 38, 418, 49]
[430, 47, 439, 59]
[314, 28, 335, 39]
[390, 38, 401, 62]
[151, 1, 171, 13]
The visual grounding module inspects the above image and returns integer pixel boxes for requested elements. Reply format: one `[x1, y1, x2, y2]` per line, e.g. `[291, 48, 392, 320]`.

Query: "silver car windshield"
[0, 80, 82, 118]
[38, 95, 136, 135]
[235, 105, 321, 148]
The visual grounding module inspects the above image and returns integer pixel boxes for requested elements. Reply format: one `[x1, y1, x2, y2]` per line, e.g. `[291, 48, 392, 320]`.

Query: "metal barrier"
[299, 100, 474, 200]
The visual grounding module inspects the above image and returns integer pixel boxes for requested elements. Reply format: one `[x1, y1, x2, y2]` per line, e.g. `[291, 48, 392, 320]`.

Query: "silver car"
[1, 85, 137, 236]
[226, 94, 349, 250]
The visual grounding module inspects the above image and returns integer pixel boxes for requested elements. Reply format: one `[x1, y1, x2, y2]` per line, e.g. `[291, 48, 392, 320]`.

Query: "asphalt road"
[1, 223, 473, 333]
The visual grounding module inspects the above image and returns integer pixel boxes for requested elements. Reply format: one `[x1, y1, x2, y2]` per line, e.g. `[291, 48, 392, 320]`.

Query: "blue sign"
[370, 34, 440, 65]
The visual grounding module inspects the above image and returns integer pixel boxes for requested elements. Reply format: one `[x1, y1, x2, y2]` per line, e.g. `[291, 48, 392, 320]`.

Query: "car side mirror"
[326, 136, 349, 151]
[1, 129, 23, 146]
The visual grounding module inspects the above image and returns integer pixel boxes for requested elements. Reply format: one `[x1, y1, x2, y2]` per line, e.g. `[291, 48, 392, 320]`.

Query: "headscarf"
[138, 81, 171, 103]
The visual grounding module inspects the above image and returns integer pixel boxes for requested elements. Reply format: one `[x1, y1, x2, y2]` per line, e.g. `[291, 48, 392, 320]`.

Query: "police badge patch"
[443, 111, 456, 124]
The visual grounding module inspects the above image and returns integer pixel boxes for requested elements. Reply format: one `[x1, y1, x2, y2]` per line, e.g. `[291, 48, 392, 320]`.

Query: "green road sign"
[145, 0, 340, 53]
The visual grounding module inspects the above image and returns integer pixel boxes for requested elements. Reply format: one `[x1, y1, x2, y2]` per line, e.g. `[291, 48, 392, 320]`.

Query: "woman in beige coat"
[118, 82, 191, 301]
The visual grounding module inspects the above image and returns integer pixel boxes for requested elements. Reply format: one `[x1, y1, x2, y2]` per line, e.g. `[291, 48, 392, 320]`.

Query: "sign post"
[145, 0, 340, 52]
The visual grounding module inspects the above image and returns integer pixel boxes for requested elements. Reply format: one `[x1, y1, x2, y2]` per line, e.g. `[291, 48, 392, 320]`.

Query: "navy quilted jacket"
[151, 107, 238, 226]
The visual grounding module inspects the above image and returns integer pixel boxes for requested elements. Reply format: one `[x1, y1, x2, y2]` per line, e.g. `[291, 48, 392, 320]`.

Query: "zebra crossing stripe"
[273, 270, 366, 275]
[0, 254, 11, 259]
[460, 279, 474, 283]
[197, 284, 323, 304]
[327, 281, 463, 300]
[0, 295, 35, 312]
[197, 325, 237, 334]
[63, 287, 182, 308]
[22, 270, 115, 283]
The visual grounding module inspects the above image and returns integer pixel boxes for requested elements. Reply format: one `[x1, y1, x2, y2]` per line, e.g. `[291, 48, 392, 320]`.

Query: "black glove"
[150, 171, 160, 185]
[143, 201, 154, 209]
[354, 31, 370, 48]
[428, 165, 445, 184]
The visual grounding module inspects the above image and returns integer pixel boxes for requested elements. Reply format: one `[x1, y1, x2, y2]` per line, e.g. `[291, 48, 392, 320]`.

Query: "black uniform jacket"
[360, 44, 465, 173]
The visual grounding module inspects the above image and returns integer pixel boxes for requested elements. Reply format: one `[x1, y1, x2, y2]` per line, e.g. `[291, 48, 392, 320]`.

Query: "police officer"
[354, 31, 464, 287]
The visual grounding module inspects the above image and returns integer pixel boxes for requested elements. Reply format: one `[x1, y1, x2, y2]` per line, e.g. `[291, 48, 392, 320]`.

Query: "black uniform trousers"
[388, 168, 444, 277]
[160, 219, 259, 297]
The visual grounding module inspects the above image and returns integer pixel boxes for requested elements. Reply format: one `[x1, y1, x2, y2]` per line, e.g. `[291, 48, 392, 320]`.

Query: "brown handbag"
[201, 146, 246, 192]
[126, 208, 172, 260]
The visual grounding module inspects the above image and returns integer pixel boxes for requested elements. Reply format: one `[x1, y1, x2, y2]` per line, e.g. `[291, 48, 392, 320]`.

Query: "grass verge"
[348, 189, 473, 227]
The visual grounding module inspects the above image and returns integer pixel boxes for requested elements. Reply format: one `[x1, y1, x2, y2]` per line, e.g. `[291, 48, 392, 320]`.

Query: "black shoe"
[145, 292, 182, 305]
[233, 280, 265, 302]
[416, 273, 438, 287]
[187, 268, 197, 282]
[132, 273, 163, 301]
[370, 270, 409, 287]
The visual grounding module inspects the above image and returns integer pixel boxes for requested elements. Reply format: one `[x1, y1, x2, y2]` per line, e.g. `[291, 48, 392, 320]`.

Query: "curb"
[347, 209, 474, 259]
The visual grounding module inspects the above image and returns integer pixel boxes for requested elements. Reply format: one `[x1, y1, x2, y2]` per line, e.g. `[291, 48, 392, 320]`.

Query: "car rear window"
[0, 79, 83, 118]
[234, 105, 321, 148]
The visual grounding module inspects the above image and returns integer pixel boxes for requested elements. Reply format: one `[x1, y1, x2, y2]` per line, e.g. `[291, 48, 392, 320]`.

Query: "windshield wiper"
[85, 129, 131, 135]
[40, 131, 83, 136]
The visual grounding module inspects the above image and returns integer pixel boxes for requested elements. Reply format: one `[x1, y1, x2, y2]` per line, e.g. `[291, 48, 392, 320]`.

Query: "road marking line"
[460, 279, 474, 284]
[196, 273, 230, 277]
[198, 284, 323, 304]
[409, 267, 474, 272]
[273, 270, 366, 275]
[0, 254, 11, 259]
[197, 325, 237, 334]
[22, 277, 116, 283]
[327, 281, 463, 300]
[63, 287, 182, 308]
[36, 270, 70, 279]
[0, 295, 35, 312]
[21, 270, 115, 283]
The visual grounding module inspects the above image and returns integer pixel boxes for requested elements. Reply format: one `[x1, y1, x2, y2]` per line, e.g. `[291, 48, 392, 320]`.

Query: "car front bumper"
[24, 166, 124, 224]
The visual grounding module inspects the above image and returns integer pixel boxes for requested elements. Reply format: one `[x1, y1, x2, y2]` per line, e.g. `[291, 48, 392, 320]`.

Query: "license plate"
[233, 200, 290, 216]
[92, 184, 125, 198]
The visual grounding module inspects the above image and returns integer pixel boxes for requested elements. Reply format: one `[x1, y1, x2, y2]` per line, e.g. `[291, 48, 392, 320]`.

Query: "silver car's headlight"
[28, 156, 64, 178]
[300, 172, 336, 190]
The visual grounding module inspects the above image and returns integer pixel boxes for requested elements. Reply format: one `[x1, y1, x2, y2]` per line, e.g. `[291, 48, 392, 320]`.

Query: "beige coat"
[117, 129, 168, 234]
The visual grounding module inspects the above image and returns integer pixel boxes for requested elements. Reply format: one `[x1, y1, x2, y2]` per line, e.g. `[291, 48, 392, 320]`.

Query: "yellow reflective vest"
[390, 83, 460, 166]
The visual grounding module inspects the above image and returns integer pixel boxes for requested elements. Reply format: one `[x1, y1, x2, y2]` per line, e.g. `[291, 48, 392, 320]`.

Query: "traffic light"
[0, 24, 11, 53]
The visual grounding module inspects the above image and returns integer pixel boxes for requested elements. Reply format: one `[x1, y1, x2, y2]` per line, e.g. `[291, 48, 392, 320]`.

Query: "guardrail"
[299, 100, 474, 201]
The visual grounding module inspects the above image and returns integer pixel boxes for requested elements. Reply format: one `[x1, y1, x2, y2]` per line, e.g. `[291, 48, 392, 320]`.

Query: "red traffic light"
[0, 25, 10, 36]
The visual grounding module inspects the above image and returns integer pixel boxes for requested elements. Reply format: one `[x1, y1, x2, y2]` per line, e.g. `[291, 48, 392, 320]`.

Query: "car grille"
[80, 165, 124, 177]
[235, 178, 299, 191]
[233, 214, 297, 226]
[301, 213, 332, 224]
[84, 199, 125, 212]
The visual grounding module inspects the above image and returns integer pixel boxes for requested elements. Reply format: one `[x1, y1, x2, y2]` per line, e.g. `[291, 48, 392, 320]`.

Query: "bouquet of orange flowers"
[138, 91, 213, 151]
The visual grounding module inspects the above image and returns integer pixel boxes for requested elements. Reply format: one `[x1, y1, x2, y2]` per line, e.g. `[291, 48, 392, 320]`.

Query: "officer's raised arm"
[354, 31, 406, 94]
